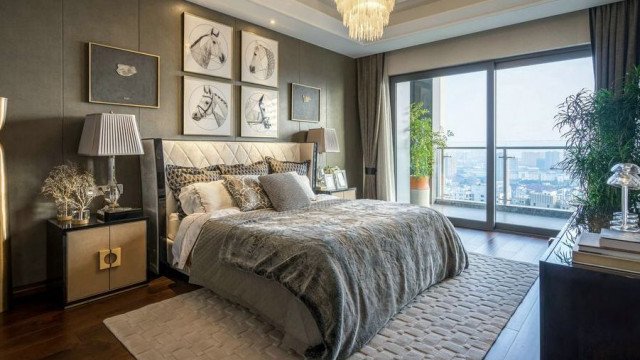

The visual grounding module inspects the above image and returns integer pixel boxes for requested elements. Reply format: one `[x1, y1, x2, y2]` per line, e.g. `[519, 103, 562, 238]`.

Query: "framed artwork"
[89, 42, 159, 108]
[241, 86, 278, 138]
[291, 83, 320, 122]
[183, 13, 233, 79]
[241, 31, 278, 88]
[183, 76, 232, 136]
[324, 174, 337, 191]
[334, 170, 348, 190]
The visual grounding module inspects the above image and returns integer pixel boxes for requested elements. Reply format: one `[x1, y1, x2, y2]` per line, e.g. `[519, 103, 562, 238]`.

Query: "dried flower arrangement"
[41, 163, 97, 223]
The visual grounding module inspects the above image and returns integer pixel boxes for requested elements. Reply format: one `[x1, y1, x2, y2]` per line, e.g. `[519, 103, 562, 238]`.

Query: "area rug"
[104, 253, 538, 360]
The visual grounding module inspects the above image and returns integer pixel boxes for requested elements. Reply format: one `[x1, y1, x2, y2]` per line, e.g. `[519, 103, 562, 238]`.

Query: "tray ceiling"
[188, 0, 618, 58]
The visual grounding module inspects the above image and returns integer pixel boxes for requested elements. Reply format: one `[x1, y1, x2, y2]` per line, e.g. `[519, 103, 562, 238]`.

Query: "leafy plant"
[555, 66, 640, 231]
[410, 102, 452, 178]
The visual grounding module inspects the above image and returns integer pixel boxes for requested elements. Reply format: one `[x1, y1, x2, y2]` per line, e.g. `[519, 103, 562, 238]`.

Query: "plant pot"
[55, 202, 72, 223]
[410, 176, 430, 190]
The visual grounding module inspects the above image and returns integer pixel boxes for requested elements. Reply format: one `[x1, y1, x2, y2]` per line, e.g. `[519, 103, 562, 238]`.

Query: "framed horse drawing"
[183, 13, 233, 79]
[183, 76, 233, 136]
[241, 86, 278, 138]
[241, 31, 278, 88]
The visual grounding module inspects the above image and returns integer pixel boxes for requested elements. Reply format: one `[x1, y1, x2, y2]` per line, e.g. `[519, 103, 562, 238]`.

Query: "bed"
[140, 139, 468, 360]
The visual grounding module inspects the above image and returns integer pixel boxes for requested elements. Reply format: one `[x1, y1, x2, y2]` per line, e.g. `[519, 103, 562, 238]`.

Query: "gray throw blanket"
[190, 200, 468, 359]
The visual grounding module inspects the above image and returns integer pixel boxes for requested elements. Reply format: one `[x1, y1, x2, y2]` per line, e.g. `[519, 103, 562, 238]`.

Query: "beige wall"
[387, 10, 590, 76]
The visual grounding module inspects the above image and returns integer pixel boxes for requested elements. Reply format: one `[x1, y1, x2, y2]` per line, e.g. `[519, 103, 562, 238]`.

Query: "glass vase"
[55, 201, 73, 223]
[71, 208, 91, 225]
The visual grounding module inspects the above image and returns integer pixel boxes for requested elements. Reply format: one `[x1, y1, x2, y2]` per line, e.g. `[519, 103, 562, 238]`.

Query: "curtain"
[377, 59, 396, 201]
[590, 0, 640, 91]
[357, 54, 384, 199]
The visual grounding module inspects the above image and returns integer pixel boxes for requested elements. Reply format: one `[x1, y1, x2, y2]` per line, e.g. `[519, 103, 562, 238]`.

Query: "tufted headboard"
[140, 139, 317, 273]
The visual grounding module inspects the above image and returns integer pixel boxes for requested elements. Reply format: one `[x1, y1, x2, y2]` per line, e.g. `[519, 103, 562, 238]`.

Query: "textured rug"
[104, 253, 538, 360]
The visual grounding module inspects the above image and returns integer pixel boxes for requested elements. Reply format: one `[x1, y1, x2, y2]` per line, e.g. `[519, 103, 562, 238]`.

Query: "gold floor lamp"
[0, 97, 8, 312]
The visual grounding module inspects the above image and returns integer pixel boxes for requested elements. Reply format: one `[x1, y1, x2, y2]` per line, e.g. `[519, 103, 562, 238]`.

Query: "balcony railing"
[433, 146, 575, 219]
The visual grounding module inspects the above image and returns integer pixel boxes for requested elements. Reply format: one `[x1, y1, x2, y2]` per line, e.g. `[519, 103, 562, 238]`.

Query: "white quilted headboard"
[140, 139, 317, 273]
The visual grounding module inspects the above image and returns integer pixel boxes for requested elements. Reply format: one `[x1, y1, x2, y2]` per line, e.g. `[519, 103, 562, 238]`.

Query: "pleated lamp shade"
[78, 113, 144, 156]
[307, 128, 340, 153]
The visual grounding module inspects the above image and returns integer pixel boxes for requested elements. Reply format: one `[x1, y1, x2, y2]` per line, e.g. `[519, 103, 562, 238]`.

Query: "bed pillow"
[265, 157, 310, 176]
[178, 180, 236, 215]
[166, 165, 221, 216]
[223, 175, 272, 212]
[218, 161, 269, 176]
[294, 173, 316, 200]
[259, 172, 312, 212]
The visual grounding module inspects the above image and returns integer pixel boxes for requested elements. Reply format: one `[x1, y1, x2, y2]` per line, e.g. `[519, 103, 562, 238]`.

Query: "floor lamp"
[0, 97, 8, 313]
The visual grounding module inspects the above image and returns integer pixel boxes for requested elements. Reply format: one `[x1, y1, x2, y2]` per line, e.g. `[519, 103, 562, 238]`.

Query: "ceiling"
[187, 0, 620, 58]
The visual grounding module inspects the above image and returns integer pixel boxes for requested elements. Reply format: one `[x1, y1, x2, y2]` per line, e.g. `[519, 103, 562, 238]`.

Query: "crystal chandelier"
[335, 0, 395, 42]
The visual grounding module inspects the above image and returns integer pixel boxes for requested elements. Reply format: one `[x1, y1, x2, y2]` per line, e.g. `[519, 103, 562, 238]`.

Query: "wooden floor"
[0, 228, 548, 360]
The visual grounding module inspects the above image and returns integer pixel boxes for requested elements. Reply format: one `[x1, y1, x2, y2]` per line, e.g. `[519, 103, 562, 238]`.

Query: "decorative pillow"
[166, 165, 221, 216]
[265, 157, 310, 176]
[294, 173, 316, 200]
[259, 172, 312, 212]
[218, 161, 269, 176]
[178, 180, 236, 215]
[223, 175, 272, 212]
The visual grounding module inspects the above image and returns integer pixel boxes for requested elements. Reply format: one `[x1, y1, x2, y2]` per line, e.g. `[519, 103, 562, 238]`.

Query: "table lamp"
[307, 128, 340, 188]
[78, 113, 144, 209]
[607, 163, 640, 232]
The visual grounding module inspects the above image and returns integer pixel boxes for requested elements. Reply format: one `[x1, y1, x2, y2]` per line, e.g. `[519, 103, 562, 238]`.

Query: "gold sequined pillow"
[223, 175, 272, 211]
[218, 161, 269, 176]
[265, 157, 310, 176]
[166, 165, 221, 216]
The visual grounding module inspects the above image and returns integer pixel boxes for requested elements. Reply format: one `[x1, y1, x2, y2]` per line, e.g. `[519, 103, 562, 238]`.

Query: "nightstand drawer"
[316, 187, 357, 200]
[66, 227, 110, 302]
[339, 189, 356, 200]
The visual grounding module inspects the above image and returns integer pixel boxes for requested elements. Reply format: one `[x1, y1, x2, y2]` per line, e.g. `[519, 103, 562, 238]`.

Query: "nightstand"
[47, 216, 148, 307]
[316, 187, 357, 200]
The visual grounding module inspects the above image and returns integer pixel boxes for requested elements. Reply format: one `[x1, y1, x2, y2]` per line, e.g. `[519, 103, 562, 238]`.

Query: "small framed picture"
[324, 174, 337, 191]
[291, 83, 320, 122]
[334, 170, 348, 190]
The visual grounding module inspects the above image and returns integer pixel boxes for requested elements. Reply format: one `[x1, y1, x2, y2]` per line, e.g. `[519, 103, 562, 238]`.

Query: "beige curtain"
[590, 0, 640, 91]
[377, 60, 396, 201]
[357, 54, 384, 199]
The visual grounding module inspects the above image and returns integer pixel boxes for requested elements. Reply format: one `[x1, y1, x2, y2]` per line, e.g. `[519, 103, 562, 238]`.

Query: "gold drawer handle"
[98, 247, 122, 270]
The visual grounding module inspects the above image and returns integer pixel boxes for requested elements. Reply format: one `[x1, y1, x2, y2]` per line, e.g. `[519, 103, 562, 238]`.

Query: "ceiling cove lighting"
[335, 0, 395, 42]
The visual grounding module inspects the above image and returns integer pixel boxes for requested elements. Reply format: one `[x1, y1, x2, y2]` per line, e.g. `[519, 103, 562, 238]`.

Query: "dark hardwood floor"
[0, 228, 548, 360]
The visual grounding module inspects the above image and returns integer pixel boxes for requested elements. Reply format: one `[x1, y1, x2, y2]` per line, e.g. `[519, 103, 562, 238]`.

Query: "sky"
[438, 56, 594, 148]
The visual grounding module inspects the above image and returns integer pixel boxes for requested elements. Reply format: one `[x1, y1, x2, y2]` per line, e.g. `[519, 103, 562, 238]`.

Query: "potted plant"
[41, 164, 76, 222]
[410, 102, 452, 190]
[555, 66, 640, 232]
[69, 166, 97, 225]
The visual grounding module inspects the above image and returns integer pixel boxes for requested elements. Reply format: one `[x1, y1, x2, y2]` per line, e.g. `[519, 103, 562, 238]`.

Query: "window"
[392, 46, 593, 234]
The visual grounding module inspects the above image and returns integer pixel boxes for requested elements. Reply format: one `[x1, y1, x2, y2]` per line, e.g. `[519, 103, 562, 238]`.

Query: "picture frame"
[240, 86, 278, 138]
[291, 83, 320, 122]
[89, 42, 159, 108]
[183, 13, 233, 79]
[334, 170, 348, 190]
[324, 174, 337, 191]
[241, 31, 278, 88]
[183, 76, 233, 136]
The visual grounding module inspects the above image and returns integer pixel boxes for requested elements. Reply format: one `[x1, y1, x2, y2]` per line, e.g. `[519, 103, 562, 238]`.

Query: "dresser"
[540, 216, 640, 359]
[47, 217, 148, 306]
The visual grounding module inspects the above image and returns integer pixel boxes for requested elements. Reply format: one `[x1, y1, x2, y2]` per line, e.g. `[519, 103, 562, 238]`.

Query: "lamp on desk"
[307, 128, 340, 188]
[78, 113, 144, 209]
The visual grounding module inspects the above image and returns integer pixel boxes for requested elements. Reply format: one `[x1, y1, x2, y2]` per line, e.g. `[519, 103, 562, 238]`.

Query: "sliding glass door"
[392, 46, 593, 235]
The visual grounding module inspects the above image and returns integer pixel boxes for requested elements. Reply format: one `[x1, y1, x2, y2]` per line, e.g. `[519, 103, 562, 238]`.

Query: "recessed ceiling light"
[269, 19, 276, 25]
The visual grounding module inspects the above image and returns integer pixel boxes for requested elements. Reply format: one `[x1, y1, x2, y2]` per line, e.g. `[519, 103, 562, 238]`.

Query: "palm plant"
[555, 66, 640, 231]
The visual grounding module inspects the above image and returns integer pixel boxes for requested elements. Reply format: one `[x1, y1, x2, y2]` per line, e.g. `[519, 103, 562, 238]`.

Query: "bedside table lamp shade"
[78, 113, 144, 156]
[307, 128, 340, 153]
[78, 113, 144, 208]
